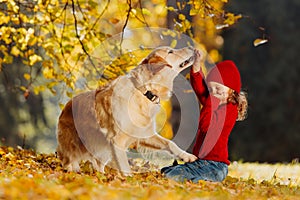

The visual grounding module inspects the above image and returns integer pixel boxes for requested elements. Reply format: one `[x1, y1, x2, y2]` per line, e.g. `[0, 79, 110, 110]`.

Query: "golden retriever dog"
[56, 46, 197, 175]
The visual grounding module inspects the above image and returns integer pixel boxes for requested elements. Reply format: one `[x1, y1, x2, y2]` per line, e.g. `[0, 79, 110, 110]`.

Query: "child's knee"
[164, 165, 194, 182]
[215, 166, 228, 181]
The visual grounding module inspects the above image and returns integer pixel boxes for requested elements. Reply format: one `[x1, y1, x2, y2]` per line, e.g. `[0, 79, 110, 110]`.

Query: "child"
[161, 50, 248, 183]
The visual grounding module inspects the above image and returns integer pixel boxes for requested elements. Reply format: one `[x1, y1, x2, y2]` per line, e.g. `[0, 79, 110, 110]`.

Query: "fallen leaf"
[253, 38, 268, 47]
[215, 24, 229, 30]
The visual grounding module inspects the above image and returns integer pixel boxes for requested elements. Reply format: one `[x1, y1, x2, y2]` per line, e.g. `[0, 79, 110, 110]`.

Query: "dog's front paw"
[121, 171, 133, 177]
[179, 152, 198, 163]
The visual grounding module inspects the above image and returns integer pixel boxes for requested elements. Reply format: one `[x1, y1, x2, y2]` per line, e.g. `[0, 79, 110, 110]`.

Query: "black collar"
[144, 90, 160, 103]
[129, 75, 160, 104]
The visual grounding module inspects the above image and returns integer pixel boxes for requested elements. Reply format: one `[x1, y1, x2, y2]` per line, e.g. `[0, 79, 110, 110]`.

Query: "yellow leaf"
[11, 46, 20, 57]
[27, 27, 34, 35]
[33, 87, 39, 95]
[3, 54, 13, 64]
[23, 73, 31, 80]
[46, 82, 58, 89]
[66, 91, 73, 98]
[33, 85, 45, 95]
[43, 67, 55, 79]
[19, 13, 29, 23]
[131, 8, 137, 15]
[142, 8, 151, 16]
[162, 29, 177, 38]
[29, 54, 42, 66]
[11, 16, 20, 25]
[20, 86, 27, 91]
[109, 18, 120, 24]
[224, 13, 242, 26]
[0, 15, 10, 25]
[170, 39, 177, 48]
[165, 6, 178, 12]
[59, 103, 65, 110]
[87, 80, 99, 89]
[28, 36, 38, 46]
[209, 49, 220, 63]
[178, 14, 186, 21]
[189, 8, 200, 16]
[253, 38, 268, 47]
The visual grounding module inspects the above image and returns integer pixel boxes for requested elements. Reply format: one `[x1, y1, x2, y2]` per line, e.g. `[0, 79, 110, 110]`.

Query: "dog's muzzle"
[179, 55, 195, 68]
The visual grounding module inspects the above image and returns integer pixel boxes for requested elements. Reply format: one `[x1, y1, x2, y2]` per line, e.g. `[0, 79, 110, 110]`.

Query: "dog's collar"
[129, 75, 160, 104]
[144, 90, 160, 104]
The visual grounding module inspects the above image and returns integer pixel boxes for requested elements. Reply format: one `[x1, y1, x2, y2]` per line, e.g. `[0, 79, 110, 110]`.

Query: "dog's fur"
[56, 46, 197, 175]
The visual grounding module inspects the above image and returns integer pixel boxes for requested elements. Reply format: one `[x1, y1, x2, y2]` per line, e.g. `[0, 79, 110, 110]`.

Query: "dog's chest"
[110, 77, 161, 138]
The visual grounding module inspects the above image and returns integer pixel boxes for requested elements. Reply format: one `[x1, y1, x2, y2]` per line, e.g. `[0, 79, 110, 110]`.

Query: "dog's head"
[130, 46, 196, 101]
[140, 46, 195, 74]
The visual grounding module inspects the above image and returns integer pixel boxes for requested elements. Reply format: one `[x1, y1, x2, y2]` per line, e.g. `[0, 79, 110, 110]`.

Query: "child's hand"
[192, 49, 203, 73]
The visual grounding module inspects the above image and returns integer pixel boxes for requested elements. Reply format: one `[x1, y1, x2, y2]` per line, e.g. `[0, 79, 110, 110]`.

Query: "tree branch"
[119, 0, 132, 54]
[71, 0, 103, 77]
[90, 0, 111, 32]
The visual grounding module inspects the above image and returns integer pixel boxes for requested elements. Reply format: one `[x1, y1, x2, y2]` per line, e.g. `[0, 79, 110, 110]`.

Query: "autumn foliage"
[0, 0, 246, 143]
[2, 1, 296, 199]
[0, 0, 245, 97]
[0, 146, 299, 199]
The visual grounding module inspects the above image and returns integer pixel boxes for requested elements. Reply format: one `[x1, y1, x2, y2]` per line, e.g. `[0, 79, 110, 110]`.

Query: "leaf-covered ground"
[0, 146, 299, 200]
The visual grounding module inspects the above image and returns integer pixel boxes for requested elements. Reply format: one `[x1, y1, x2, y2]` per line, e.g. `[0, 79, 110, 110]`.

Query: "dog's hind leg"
[57, 149, 81, 172]
[90, 158, 105, 173]
[65, 158, 81, 172]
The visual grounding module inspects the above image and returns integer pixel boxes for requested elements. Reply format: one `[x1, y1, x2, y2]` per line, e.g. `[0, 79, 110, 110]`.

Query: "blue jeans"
[161, 160, 228, 183]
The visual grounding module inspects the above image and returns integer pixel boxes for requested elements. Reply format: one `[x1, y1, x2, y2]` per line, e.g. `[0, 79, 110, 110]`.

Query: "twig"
[120, 0, 132, 54]
[90, 0, 111, 32]
[71, 0, 102, 77]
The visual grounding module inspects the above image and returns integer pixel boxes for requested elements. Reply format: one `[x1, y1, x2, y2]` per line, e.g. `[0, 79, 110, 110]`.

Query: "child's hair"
[227, 90, 248, 121]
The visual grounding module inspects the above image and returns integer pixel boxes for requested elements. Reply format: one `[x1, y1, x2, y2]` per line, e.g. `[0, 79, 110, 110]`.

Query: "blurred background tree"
[0, 0, 298, 162]
[222, 0, 300, 162]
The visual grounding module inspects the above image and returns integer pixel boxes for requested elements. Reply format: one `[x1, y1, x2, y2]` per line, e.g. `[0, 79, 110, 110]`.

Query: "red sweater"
[190, 69, 238, 165]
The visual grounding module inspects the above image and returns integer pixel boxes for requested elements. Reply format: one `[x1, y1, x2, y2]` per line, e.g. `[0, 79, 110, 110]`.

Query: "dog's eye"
[168, 50, 174, 54]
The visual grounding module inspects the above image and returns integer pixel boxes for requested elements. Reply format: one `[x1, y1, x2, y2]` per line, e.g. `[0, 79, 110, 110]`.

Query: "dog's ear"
[141, 55, 171, 74]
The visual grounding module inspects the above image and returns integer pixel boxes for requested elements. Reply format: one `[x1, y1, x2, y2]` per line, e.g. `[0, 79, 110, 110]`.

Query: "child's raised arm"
[190, 49, 209, 105]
